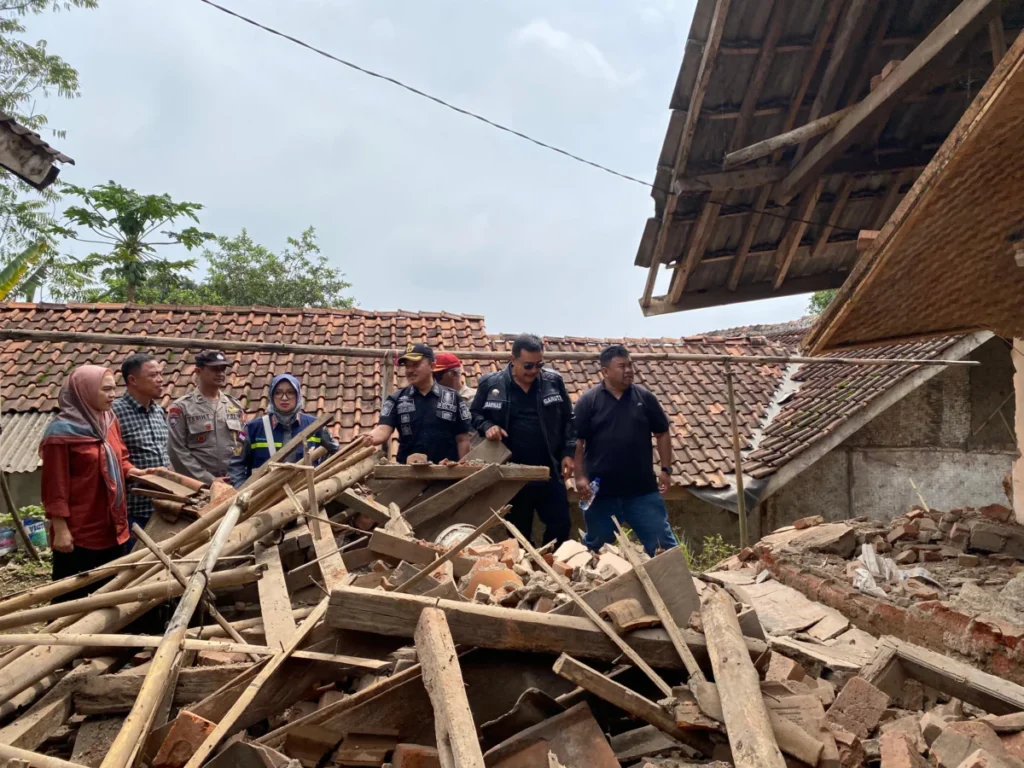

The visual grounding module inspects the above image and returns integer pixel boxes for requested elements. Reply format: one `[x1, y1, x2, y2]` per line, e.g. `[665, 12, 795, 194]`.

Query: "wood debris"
[1, 435, 1023, 768]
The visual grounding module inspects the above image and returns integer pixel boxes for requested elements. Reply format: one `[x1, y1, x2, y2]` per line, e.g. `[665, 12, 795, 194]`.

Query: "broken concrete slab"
[789, 523, 857, 558]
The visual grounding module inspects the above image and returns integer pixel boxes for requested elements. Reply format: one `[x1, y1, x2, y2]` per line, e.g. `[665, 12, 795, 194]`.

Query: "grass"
[677, 532, 739, 573]
[0, 550, 52, 599]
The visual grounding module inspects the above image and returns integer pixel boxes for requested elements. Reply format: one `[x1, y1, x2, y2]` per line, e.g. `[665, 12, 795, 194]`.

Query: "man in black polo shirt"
[368, 343, 472, 463]
[574, 344, 677, 556]
[471, 334, 575, 545]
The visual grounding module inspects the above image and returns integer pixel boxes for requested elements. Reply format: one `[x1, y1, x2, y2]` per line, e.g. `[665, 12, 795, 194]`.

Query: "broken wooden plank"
[502, 518, 673, 698]
[723, 105, 855, 169]
[701, 587, 786, 768]
[404, 464, 503, 528]
[337, 489, 391, 526]
[327, 586, 766, 670]
[415, 608, 486, 768]
[72, 664, 251, 715]
[182, 598, 330, 768]
[551, 654, 713, 755]
[416, 478, 527, 543]
[368, 530, 475, 577]
[254, 542, 297, 651]
[0, 742, 89, 768]
[306, 519, 348, 591]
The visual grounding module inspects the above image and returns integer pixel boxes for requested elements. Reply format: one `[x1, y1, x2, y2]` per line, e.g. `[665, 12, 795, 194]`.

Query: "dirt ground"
[0, 551, 51, 599]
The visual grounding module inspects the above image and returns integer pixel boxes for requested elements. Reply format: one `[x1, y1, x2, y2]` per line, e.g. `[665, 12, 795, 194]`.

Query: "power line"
[194, 0, 863, 235]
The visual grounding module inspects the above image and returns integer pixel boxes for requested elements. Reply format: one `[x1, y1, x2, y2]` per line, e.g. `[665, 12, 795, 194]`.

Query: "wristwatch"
[661, 466, 671, 475]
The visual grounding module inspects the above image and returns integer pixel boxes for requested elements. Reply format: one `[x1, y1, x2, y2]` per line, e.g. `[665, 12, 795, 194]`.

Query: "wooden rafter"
[727, 0, 841, 294]
[989, 13, 1007, 64]
[772, 179, 825, 290]
[668, 0, 784, 304]
[810, 175, 855, 258]
[873, 169, 910, 229]
[780, 0, 1002, 203]
[642, 0, 730, 307]
[666, 196, 722, 304]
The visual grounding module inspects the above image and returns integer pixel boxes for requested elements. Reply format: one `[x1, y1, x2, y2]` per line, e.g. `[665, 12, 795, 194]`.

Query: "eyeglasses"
[521, 361, 545, 371]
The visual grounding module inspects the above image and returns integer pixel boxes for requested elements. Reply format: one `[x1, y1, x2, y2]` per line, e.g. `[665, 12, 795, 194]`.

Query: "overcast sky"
[30, 0, 808, 338]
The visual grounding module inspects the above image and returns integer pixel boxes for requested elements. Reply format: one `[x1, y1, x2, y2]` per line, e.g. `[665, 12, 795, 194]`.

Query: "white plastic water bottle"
[578, 478, 600, 511]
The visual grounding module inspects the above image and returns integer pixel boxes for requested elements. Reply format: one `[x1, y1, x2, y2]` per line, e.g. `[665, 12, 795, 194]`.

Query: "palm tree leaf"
[0, 242, 46, 301]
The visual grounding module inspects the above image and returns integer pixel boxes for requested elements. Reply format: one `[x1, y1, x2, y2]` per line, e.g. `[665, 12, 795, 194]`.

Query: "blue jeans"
[582, 491, 677, 556]
[127, 513, 151, 547]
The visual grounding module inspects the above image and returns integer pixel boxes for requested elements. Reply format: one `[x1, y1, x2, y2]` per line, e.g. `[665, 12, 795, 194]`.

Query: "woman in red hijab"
[40, 365, 151, 592]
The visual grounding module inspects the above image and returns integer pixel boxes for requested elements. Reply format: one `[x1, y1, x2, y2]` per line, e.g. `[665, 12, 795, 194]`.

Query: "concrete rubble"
[0, 437, 1022, 768]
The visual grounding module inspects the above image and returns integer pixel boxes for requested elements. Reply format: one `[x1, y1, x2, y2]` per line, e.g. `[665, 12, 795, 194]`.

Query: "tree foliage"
[0, 0, 97, 290]
[64, 182, 214, 302]
[807, 289, 838, 315]
[199, 227, 353, 309]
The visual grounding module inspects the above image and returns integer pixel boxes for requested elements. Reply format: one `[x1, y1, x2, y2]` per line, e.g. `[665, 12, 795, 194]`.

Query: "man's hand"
[658, 470, 671, 495]
[126, 467, 157, 479]
[485, 425, 508, 441]
[51, 519, 74, 553]
[576, 473, 592, 501]
[560, 456, 574, 479]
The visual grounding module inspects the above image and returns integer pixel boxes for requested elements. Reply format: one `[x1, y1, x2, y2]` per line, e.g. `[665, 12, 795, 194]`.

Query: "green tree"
[64, 182, 213, 302]
[0, 0, 97, 288]
[200, 227, 353, 308]
[808, 289, 837, 315]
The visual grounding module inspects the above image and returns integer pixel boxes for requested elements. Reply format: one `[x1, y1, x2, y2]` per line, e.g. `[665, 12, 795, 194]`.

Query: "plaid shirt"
[113, 392, 170, 520]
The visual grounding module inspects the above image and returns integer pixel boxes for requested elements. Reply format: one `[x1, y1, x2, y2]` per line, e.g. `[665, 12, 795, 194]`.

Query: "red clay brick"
[956, 748, 1013, 767]
[392, 743, 441, 768]
[1001, 731, 1024, 760]
[826, 676, 890, 739]
[869, 602, 909, 638]
[153, 711, 216, 768]
[878, 731, 928, 768]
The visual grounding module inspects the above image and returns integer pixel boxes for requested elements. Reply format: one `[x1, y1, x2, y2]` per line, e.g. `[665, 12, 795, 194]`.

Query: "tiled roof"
[0, 303, 973, 490]
[0, 411, 53, 473]
[744, 335, 969, 478]
[705, 316, 815, 349]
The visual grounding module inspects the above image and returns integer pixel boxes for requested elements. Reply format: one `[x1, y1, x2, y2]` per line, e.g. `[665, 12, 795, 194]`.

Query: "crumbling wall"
[764, 337, 1015, 525]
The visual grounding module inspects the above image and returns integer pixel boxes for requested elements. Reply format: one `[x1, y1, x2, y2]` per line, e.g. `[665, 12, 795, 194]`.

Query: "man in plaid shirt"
[113, 353, 169, 534]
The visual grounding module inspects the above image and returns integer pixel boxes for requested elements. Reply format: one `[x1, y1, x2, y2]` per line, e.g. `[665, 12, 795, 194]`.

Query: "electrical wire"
[195, 0, 865, 235]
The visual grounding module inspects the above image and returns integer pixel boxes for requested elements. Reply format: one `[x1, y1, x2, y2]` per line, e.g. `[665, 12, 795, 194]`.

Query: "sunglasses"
[521, 361, 545, 371]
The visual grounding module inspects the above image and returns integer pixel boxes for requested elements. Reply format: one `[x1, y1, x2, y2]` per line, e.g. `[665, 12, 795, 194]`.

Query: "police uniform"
[378, 382, 472, 464]
[168, 351, 245, 483]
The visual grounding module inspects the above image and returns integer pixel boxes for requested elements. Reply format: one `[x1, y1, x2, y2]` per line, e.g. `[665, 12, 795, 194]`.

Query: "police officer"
[470, 333, 575, 545]
[168, 350, 245, 484]
[367, 343, 472, 463]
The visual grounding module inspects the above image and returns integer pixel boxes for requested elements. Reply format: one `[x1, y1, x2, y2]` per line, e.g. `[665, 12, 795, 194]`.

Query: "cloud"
[513, 18, 637, 88]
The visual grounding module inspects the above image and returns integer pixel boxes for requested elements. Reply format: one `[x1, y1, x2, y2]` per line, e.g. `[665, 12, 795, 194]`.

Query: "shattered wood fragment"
[482, 703, 618, 768]
[254, 542, 297, 651]
[414, 607, 485, 768]
[598, 598, 661, 634]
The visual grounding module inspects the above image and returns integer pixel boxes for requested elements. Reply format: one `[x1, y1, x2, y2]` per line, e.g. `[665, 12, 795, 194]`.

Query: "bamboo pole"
[100, 492, 253, 768]
[722, 105, 855, 169]
[0, 565, 263, 633]
[0, 742, 88, 768]
[725, 365, 748, 548]
[183, 599, 330, 768]
[0, 328, 978, 367]
[500, 518, 674, 699]
[131, 522, 259, 661]
[0, 456, 375, 709]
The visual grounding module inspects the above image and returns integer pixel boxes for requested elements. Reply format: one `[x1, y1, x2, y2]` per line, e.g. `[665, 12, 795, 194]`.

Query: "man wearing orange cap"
[432, 353, 476, 402]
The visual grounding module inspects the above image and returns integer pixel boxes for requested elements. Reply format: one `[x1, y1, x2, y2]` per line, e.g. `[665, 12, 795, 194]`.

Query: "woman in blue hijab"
[228, 374, 339, 488]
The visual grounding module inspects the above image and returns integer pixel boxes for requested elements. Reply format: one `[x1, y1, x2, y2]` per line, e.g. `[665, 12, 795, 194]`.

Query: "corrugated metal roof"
[0, 411, 53, 473]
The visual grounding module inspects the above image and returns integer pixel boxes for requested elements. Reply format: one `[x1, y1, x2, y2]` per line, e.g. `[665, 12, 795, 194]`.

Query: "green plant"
[677, 532, 739, 573]
[808, 289, 838, 315]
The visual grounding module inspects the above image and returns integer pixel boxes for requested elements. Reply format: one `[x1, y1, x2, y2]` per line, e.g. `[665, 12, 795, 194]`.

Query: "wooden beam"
[254, 543, 297, 651]
[701, 588, 786, 768]
[415, 608, 485, 768]
[723, 106, 854, 170]
[674, 166, 786, 193]
[73, 665, 252, 716]
[404, 464, 503, 528]
[337, 489, 391, 526]
[857, 230, 881, 251]
[368, 529, 476, 577]
[551, 655, 713, 755]
[873, 170, 909, 228]
[667, 197, 722, 304]
[371, 464, 544, 481]
[811, 174, 856, 258]
[772, 179, 824, 289]
[730, 0, 788, 152]
[646, 271, 851, 316]
[306, 520, 348, 591]
[780, 0, 1002, 202]
[643, 0, 731, 306]
[727, 187, 770, 291]
[990, 13, 1008, 65]
[326, 586, 768, 671]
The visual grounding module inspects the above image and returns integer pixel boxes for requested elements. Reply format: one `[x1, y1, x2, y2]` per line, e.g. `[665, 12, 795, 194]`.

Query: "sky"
[28, 0, 809, 338]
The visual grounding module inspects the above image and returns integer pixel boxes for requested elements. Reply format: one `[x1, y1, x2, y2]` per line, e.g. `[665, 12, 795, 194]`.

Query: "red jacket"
[42, 420, 134, 549]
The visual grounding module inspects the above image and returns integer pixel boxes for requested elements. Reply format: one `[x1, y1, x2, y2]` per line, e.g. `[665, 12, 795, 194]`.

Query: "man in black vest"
[471, 334, 574, 545]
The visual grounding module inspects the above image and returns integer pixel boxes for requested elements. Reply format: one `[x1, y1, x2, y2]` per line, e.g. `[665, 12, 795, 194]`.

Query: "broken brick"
[737, 547, 755, 562]
[879, 731, 928, 768]
[895, 550, 918, 565]
[1001, 731, 1024, 759]
[765, 653, 807, 683]
[889, 523, 920, 544]
[980, 504, 1014, 524]
[153, 711, 217, 768]
[954, 748, 1012, 768]
[970, 522, 1009, 554]
[596, 552, 632, 580]
[958, 553, 981, 567]
[533, 596, 555, 613]
[880, 715, 926, 754]
[945, 722, 1006, 755]
[826, 676, 890, 739]
[551, 561, 575, 579]
[794, 515, 825, 530]
[828, 723, 866, 768]
[392, 743, 441, 768]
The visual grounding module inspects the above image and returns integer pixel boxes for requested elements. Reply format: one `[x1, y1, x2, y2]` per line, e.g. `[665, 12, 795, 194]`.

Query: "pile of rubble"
[1, 423, 1023, 768]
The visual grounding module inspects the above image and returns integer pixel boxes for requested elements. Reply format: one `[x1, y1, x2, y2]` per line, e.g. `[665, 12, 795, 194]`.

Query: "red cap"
[432, 352, 462, 373]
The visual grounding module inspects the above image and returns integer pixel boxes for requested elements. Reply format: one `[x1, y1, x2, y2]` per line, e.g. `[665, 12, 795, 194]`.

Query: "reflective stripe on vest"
[261, 415, 277, 458]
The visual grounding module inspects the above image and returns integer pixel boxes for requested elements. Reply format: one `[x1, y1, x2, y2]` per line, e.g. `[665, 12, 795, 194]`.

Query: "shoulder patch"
[380, 398, 395, 418]
[168, 406, 182, 427]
